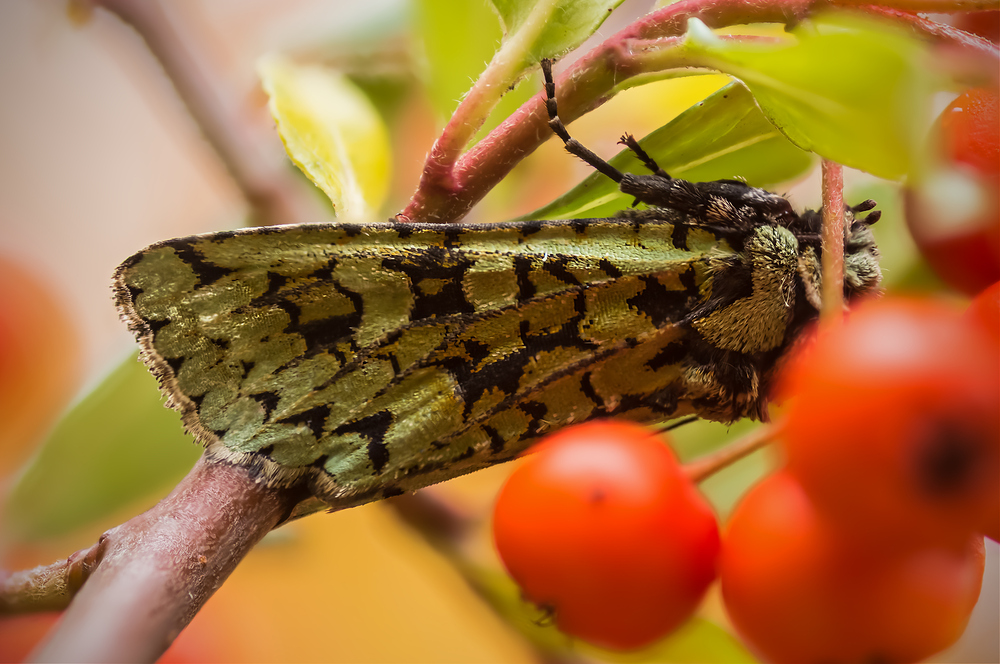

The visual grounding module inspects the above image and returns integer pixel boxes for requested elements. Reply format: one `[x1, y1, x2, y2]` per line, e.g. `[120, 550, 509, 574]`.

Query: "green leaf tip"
[489, 0, 625, 67]
[259, 54, 392, 221]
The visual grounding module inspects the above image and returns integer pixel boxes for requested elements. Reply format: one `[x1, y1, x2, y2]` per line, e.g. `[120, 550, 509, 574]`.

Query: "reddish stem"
[28, 456, 302, 663]
[820, 160, 846, 324]
[865, 4, 1000, 62]
[683, 419, 785, 483]
[399, 0, 999, 224]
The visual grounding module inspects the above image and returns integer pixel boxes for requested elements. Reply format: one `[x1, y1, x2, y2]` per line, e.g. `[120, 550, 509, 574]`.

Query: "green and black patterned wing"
[114, 217, 744, 508]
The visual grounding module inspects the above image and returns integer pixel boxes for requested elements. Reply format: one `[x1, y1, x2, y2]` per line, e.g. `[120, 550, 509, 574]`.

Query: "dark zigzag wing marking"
[432, 323, 692, 452]
[309, 327, 701, 505]
[244, 267, 686, 470]
[315, 275, 703, 491]
[300, 249, 621, 399]
[316, 265, 700, 440]
[236, 220, 715, 433]
[164, 219, 643, 393]
[252, 254, 601, 431]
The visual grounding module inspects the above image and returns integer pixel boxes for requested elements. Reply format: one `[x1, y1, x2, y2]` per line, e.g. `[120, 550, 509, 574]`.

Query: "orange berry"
[721, 472, 986, 664]
[780, 298, 999, 550]
[492, 421, 719, 650]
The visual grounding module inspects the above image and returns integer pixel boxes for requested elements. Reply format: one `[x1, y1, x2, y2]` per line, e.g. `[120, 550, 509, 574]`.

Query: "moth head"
[794, 201, 882, 311]
[843, 200, 882, 298]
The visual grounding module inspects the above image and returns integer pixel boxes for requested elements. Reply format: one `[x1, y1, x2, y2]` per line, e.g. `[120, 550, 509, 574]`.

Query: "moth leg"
[661, 415, 699, 431]
[619, 133, 671, 180]
[541, 59, 625, 184]
[541, 59, 682, 208]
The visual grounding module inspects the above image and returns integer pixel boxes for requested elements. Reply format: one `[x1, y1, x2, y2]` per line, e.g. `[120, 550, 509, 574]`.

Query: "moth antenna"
[619, 134, 672, 180]
[541, 58, 625, 184]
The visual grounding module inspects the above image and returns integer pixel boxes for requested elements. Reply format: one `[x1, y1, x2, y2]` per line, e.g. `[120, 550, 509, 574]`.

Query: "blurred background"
[0, 1, 996, 661]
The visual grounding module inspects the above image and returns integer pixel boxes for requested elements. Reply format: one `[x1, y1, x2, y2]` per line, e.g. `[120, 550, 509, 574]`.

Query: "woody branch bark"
[399, 0, 998, 224]
[683, 419, 786, 484]
[26, 457, 302, 663]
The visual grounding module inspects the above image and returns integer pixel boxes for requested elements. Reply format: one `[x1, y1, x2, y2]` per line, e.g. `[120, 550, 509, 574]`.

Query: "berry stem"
[820, 160, 846, 324]
[683, 419, 785, 484]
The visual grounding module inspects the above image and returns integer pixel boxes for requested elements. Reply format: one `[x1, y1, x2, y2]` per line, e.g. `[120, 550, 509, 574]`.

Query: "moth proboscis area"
[112, 59, 881, 515]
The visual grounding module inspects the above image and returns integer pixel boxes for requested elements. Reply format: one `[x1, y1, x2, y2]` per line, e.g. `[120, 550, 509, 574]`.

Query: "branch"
[416, 0, 563, 186]
[89, 0, 329, 227]
[399, 0, 999, 224]
[0, 550, 92, 615]
[25, 456, 303, 663]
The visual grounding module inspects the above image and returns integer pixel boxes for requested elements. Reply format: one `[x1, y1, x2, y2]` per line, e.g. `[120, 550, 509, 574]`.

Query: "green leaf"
[518, 82, 812, 221]
[259, 54, 391, 220]
[490, 0, 625, 64]
[683, 13, 933, 180]
[3, 355, 201, 541]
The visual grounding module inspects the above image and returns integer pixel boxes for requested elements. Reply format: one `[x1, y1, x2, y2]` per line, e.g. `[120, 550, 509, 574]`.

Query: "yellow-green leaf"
[490, 0, 625, 64]
[259, 55, 391, 220]
[682, 13, 934, 180]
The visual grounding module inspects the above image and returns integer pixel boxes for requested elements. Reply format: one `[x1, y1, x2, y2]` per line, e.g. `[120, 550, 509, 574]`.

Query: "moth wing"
[114, 219, 728, 504]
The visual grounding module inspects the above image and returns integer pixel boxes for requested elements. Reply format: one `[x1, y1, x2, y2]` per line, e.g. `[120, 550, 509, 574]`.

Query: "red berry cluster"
[492, 421, 720, 650]
[489, 68, 999, 664]
[491, 291, 997, 660]
[722, 296, 998, 663]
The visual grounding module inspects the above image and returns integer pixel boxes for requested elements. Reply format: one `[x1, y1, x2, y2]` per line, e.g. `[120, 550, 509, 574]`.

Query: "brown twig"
[683, 419, 785, 483]
[27, 455, 302, 663]
[399, 0, 999, 225]
[0, 544, 96, 615]
[89, 0, 328, 227]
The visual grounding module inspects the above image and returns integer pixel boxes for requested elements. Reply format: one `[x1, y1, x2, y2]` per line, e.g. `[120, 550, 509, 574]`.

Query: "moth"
[114, 60, 882, 514]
